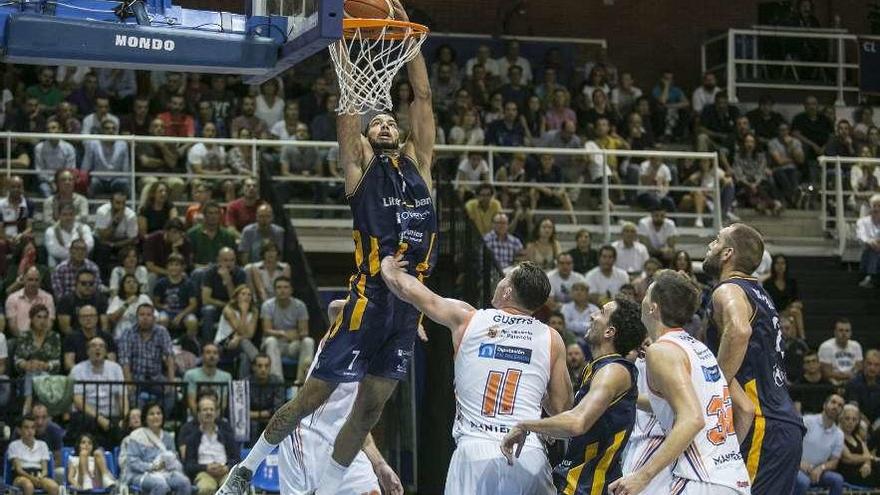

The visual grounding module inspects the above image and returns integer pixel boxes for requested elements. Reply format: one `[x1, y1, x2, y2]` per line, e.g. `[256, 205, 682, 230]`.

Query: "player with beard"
[702, 224, 804, 495]
[216, 2, 438, 494]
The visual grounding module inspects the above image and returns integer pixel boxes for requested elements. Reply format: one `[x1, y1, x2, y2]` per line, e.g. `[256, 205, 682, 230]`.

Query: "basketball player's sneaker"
[215, 465, 252, 495]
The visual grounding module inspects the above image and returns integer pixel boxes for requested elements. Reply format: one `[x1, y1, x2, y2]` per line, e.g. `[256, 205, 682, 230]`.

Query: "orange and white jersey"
[622, 357, 671, 494]
[647, 331, 751, 494]
[453, 309, 553, 451]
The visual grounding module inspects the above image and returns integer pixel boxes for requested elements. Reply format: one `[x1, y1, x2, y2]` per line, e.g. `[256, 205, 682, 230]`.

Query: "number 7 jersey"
[452, 309, 553, 450]
[647, 330, 751, 494]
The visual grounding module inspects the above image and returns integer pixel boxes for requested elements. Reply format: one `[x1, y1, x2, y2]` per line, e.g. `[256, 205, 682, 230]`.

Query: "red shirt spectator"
[225, 178, 264, 233]
[157, 95, 195, 138]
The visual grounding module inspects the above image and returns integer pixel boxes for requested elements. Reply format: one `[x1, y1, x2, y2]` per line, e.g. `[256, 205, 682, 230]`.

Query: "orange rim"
[341, 18, 429, 40]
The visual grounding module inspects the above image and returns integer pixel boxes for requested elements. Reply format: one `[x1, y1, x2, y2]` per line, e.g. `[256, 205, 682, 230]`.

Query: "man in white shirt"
[80, 97, 119, 134]
[559, 282, 598, 339]
[465, 45, 500, 78]
[637, 209, 678, 265]
[636, 156, 675, 213]
[495, 40, 532, 84]
[93, 190, 138, 275]
[69, 337, 126, 448]
[8, 415, 59, 495]
[33, 120, 76, 197]
[611, 222, 649, 274]
[584, 245, 630, 304]
[0, 175, 34, 246]
[817, 318, 863, 385]
[691, 71, 720, 114]
[856, 194, 880, 288]
[44, 202, 94, 268]
[547, 253, 588, 309]
[795, 394, 845, 495]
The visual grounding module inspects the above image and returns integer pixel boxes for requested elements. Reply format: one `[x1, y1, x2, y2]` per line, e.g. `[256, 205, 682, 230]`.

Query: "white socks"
[241, 433, 279, 472]
[315, 457, 347, 495]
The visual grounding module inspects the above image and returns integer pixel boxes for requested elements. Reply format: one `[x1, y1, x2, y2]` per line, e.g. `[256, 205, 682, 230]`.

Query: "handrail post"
[251, 139, 258, 178]
[835, 36, 845, 107]
[713, 153, 723, 230]
[701, 41, 707, 75]
[5, 132, 11, 179]
[727, 30, 738, 103]
[835, 157, 845, 256]
[601, 151, 610, 244]
[129, 137, 137, 208]
[487, 148, 495, 185]
[820, 157, 827, 233]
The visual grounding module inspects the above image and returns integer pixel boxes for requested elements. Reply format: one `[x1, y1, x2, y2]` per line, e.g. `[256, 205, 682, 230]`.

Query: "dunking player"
[703, 224, 805, 494]
[279, 300, 403, 495]
[501, 297, 647, 495]
[216, 1, 438, 493]
[381, 257, 573, 494]
[610, 271, 751, 495]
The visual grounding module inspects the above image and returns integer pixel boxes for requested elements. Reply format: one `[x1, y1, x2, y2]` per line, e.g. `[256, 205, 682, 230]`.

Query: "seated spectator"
[637, 209, 677, 265]
[14, 305, 61, 415]
[117, 304, 175, 411]
[154, 254, 199, 339]
[763, 254, 801, 314]
[63, 305, 117, 372]
[68, 337, 126, 449]
[792, 96, 834, 168]
[119, 97, 152, 136]
[108, 274, 154, 339]
[120, 402, 190, 495]
[846, 349, 880, 427]
[529, 154, 576, 224]
[610, 72, 642, 118]
[109, 246, 149, 297]
[230, 96, 268, 139]
[681, 158, 736, 227]
[277, 124, 322, 203]
[545, 89, 576, 131]
[483, 213, 523, 271]
[567, 229, 598, 275]
[182, 344, 232, 416]
[185, 181, 225, 228]
[45, 202, 94, 268]
[691, 72, 720, 115]
[825, 119, 857, 158]
[239, 204, 284, 266]
[611, 222, 649, 275]
[260, 277, 313, 383]
[226, 127, 257, 176]
[524, 218, 562, 271]
[187, 123, 232, 201]
[27, 67, 63, 111]
[695, 91, 739, 156]
[455, 152, 490, 200]
[857, 194, 880, 289]
[248, 353, 284, 442]
[636, 156, 675, 212]
[849, 146, 880, 217]
[201, 247, 246, 342]
[81, 97, 118, 135]
[144, 218, 193, 279]
[51, 238, 101, 299]
[819, 317, 863, 385]
[782, 312, 810, 383]
[791, 351, 832, 414]
[539, 120, 585, 190]
[494, 152, 528, 208]
[482, 92, 504, 126]
[581, 89, 619, 138]
[269, 100, 303, 140]
[547, 253, 588, 309]
[157, 94, 195, 138]
[245, 241, 290, 304]
[138, 181, 179, 238]
[53, 101, 82, 135]
[33, 120, 76, 197]
[189, 201, 236, 268]
[747, 95, 787, 144]
[584, 117, 625, 205]
[633, 257, 663, 303]
[0, 321, 7, 407]
[66, 433, 116, 490]
[499, 66, 531, 119]
[486, 101, 527, 148]
[732, 133, 781, 215]
[448, 108, 485, 147]
[650, 71, 690, 140]
[8, 415, 60, 495]
[57, 269, 110, 335]
[579, 66, 610, 112]
[180, 395, 238, 495]
[225, 178, 263, 235]
[584, 245, 630, 304]
[431, 61, 461, 115]
[6, 266, 54, 338]
[546, 311, 575, 347]
[795, 394, 845, 495]
[768, 123, 804, 207]
[214, 285, 259, 378]
[137, 119, 185, 200]
[93, 190, 139, 279]
[44, 169, 88, 223]
[837, 403, 880, 488]
[82, 118, 130, 196]
[0, 175, 34, 252]
[464, 183, 501, 236]
[566, 343, 587, 387]
[560, 282, 599, 339]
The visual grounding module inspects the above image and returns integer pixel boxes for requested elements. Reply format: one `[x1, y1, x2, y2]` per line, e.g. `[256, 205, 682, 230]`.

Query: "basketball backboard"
[0, 0, 341, 82]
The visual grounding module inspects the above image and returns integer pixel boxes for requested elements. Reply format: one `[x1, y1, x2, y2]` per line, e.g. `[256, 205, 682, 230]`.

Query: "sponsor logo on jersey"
[467, 419, 511, 434]
[478, 343, 532, 364]
[383, 196, 432, 209]
[712, 451, 743, 466]
[773, 364, 786, 387]
[702, 365, 722, 382]
[487, 326, 499, 338]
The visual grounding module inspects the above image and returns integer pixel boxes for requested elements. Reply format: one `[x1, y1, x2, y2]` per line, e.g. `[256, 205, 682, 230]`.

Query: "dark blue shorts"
[741, 418, 805, 495]
[311, 274, 422, 383]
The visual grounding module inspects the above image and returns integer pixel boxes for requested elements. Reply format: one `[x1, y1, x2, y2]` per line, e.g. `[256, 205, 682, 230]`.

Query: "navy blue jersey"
[554, 353, 637, 495]
[347, 153, 437, 280]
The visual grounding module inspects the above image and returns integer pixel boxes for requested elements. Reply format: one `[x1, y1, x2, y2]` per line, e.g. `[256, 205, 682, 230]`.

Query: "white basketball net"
[329, 22, 428, 115]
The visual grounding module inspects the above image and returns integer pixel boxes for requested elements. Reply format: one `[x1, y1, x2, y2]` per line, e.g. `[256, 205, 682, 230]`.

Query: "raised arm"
[380, 255, 474, 342]
[338, 113, 373, 196]
[391, 0, 434, 174]
[712, 283, 753, 382]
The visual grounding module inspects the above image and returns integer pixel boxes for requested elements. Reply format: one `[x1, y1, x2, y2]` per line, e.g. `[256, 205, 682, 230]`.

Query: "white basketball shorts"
[444, 438, 554, 495]
[279, 427, 380, 495]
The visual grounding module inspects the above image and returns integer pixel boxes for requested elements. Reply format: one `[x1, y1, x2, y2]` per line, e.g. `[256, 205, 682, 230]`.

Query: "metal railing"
[819, 155, 880, 256]
[702, 27, 859, 106]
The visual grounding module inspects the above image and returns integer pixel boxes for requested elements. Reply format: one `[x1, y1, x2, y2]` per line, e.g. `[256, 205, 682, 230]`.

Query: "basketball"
[343, 0, 394, 19]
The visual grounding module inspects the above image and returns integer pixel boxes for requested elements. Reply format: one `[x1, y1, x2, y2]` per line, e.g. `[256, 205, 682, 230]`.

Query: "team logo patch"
[702, 365, 722, 382]
[487, 326, 500, 338]
[478, 343, 532, 364]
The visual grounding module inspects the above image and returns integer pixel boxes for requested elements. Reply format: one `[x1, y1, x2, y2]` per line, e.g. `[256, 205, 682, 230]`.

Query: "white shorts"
[444, 438, 553, 495]
[667, 477, 744, 495]
[622, 436, 673, 495]
[278, 427, 380, 495]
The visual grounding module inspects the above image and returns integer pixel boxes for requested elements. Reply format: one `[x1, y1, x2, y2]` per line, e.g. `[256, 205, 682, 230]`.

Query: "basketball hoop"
[329, 18, 429, 115]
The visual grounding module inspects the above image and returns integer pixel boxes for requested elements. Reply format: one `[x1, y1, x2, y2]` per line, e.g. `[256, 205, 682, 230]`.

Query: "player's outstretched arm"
[363, 433, 403, 495]
[712, 283, 753, 383]
[390, 0, 435, 173]
[544, 330, 574, 416]
[380, 255, 475, 340]
[609, 343, 705, 495]
[501, 363, 631, 464]
[337, 113, 372, 196]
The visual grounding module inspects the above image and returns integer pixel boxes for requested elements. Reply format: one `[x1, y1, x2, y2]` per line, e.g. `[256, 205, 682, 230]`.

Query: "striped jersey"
[621, 357, 669, 493]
